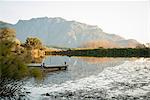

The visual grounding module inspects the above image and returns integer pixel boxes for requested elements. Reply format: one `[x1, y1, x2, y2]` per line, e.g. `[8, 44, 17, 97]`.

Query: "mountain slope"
[0, 21, 12, 28]
[0, 17, 140, 48]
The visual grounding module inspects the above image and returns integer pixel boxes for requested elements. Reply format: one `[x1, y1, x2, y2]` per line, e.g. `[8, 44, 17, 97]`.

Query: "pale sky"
[0, 0, 149, 43]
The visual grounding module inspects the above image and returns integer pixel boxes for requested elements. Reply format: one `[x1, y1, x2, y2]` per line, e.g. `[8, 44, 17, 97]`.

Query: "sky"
[0, 0, 149, 43]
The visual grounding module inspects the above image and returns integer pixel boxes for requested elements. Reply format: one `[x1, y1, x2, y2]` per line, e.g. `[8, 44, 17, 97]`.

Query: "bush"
[24, 37, 43, 49]
[0, 28, 43, 98]
[30, 68, 43, 80]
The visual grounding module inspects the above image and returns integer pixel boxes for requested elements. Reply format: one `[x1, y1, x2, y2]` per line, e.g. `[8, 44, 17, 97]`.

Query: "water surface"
[41, 56, 135, 85]
[26, 57, 150, 100]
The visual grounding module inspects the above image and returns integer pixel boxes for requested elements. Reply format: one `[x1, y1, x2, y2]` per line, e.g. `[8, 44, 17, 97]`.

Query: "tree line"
[47, 48, 150, 57]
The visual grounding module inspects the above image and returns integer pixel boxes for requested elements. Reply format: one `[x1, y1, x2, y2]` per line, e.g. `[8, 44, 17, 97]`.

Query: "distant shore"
[45, 48, 150, 57]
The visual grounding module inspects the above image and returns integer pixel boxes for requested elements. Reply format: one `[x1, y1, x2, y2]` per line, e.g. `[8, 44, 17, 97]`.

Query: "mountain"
[0, 21, 12, 28]
[0, 17, 140, 48]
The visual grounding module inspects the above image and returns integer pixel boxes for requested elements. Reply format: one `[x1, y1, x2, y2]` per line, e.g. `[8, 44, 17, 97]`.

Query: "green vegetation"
[30, 68, 43, 80]
[0, 28, 43, 98]
[0, 27, 16, 39]
[23, 37, 43, 49]
[47, 48, 150, 57]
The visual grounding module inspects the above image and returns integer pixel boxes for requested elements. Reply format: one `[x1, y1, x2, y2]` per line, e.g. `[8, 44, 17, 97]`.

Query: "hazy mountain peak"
[17, 17, 67, 25]
[0, 17, 140, 48]
[51, 17, 66, 22]
[69, 20, 103, 31]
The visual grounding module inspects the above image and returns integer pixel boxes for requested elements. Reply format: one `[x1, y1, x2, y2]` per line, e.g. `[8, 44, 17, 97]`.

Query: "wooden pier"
[27, 64, 68, 72]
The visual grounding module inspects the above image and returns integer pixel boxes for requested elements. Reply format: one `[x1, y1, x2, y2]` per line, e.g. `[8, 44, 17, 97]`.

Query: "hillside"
[0, 17, 140, 48]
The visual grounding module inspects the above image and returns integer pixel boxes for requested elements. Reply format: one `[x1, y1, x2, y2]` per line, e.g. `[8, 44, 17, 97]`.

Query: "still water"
[40, 56, 134, 85]
[26, 56, 150, 100]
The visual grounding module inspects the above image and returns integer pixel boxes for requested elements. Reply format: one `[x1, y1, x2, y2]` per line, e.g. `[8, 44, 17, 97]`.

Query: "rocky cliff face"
[0, 17, 140, 48]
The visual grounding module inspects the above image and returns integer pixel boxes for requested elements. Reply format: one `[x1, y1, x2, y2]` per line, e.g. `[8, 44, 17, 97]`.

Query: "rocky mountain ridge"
[0, 17, 140, 48]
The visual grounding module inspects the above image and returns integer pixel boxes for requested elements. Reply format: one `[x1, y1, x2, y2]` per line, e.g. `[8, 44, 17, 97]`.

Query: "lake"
[33, 56, 135, 84]
[25, 56, 150, 100]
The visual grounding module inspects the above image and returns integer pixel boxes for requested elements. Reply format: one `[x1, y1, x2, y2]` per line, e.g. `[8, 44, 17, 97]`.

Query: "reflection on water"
[36, 56, 137, 85]
[79, 57, 137, 64]
[26, 57, 150, 100]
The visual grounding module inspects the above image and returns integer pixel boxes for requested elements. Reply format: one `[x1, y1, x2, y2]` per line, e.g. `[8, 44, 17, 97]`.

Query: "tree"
[0, 28, 42, 99]
[0, 38, 29, 98]
[24, 37, 42, 49]
[136, 44, 146, 48]
[0, 27, 16, 41]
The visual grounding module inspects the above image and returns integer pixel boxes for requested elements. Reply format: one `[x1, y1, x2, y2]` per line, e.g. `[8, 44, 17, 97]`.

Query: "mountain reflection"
[78, 57, 137, 64]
